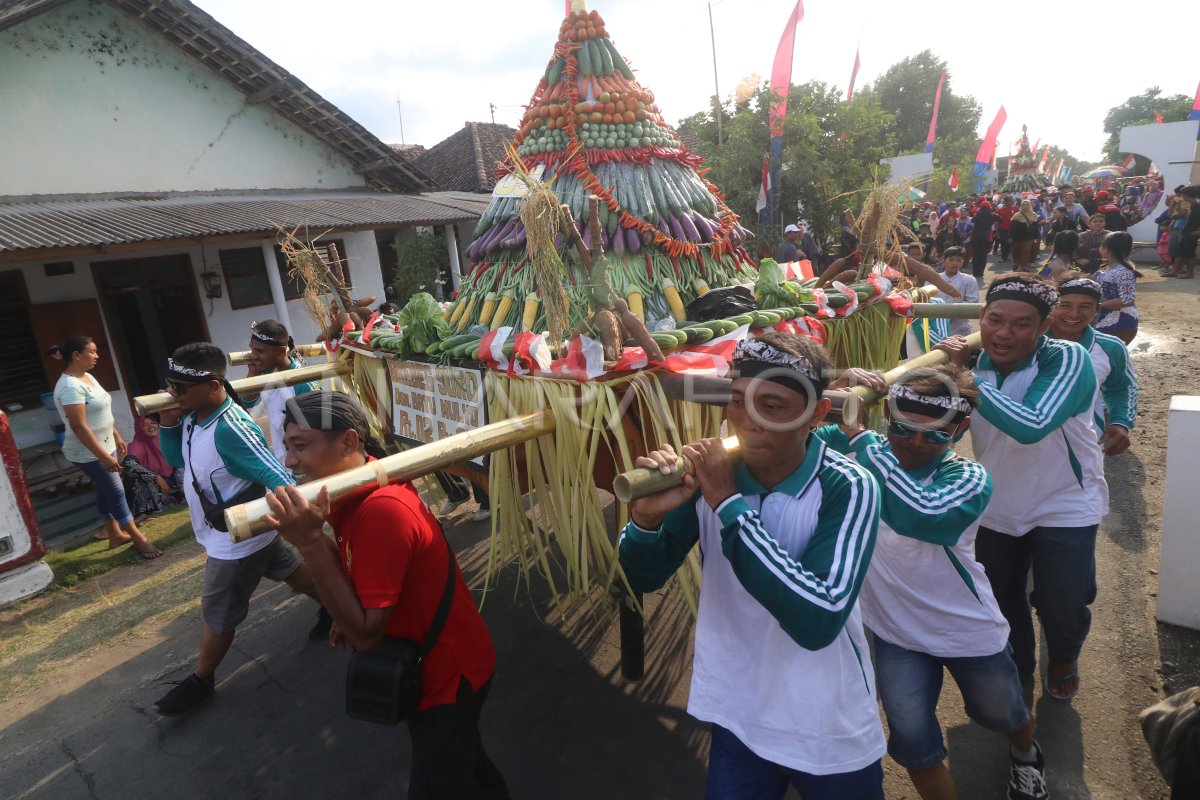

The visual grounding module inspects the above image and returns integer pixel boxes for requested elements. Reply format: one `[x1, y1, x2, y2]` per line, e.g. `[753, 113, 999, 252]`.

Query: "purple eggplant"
[582, 227, 592, 250]
[691, 213, 715, 243]
[677, 212, 701, 242]
[737, 223, 755, 241]
[657, 217, 671, 236]
[553, 232, 564, 251]
[512, 222, 527, 249]
[668, 213, 687, 241]
[612, 225, 626, 255]
[625, 227, 641, 254]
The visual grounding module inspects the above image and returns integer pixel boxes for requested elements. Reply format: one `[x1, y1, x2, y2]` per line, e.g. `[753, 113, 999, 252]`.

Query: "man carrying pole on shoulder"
[262, 391, 509, 800]
[817, 365, 1049, 800]
[618, 332, 886, 799]
[935, 273, 1107, 705]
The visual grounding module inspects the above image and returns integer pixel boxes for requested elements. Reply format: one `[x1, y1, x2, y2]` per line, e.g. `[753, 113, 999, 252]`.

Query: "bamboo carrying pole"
[611, 332, 983, 503]
[228, 343, 327, 366]
[223, 409, 557, 542]
[132, 361, 352, 416]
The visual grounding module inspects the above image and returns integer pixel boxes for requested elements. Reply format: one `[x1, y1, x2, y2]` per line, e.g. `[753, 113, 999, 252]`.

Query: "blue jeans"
[706, 724, 884, 800]
[975, 525, 1098, 678]
[75, 457, 134, 527]
[873, 636, 1030, 770]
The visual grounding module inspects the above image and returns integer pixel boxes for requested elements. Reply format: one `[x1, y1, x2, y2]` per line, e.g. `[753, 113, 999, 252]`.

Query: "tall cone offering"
[450, 6, 756, 337]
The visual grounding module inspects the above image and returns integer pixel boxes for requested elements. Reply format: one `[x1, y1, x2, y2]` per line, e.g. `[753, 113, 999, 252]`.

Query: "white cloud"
[194, 0, 1198, 163]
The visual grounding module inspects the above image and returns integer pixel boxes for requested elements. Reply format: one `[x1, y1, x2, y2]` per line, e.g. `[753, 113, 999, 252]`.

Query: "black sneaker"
[308, 606, 333, 642]
[155, 673, 214, 716]
[1007, 741, 1049, 800]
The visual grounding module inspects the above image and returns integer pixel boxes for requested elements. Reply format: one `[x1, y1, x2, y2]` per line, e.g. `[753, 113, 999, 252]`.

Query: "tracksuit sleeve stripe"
[218, 412, 294, 489]
[717, 459, 880, 651]
[976, 342, 1095, 443]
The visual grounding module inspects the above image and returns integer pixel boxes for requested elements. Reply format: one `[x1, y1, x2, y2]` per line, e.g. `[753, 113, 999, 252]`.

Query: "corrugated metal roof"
[0, 192, 491, 253]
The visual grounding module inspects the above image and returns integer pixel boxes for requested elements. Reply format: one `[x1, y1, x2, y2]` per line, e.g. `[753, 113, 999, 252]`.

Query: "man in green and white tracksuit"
[818, 365, 1048, 800]
[619, 333, 886, 799]
[243, 320, 320, 462]
[1049, 276, 1138, 457]
[937, 273, 1107, 705]
[154, 343, 320, 716]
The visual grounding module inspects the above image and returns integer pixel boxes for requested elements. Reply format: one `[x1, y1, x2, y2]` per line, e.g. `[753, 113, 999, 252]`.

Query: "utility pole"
[395, 95, 405, 145]
[708, 2, 722, 146]
[489, 103, 497, 124]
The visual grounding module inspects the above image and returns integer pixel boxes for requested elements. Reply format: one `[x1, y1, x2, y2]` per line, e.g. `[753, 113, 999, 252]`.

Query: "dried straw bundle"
[507, 142, 572, 349]
[277, 225, 341, 330]
[851, 175, 920, 281]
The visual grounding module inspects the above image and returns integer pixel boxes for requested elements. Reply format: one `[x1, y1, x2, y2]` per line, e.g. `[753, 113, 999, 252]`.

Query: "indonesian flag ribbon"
[360, 311, 381, 345]
[884, 294, 914, 318]
[783, 259, 814, 280]
[863, 274, 891, 302]
[810, 288, 834, 318]
[831, 281, 859, 317]
[478, 327, 514, 372]
[949, 167, 959, 191]
[548, 335, 606, 381]
[654, 325, 751, 377]
[326, 319, 356, 353]
[507, 332, 552, 376]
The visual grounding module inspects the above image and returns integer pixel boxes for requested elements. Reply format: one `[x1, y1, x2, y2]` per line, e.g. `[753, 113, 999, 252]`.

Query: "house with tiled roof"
[414, 122, 517, 193]
[0, 0, 492, 576]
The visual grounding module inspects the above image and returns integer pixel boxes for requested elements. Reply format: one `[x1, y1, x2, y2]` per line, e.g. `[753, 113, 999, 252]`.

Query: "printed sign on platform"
[387, 360, 487, 465]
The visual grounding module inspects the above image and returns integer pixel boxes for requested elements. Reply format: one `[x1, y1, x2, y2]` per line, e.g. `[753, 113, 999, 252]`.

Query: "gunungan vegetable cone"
[998, 125, 1051, 194]
[453, 6, 756, 337]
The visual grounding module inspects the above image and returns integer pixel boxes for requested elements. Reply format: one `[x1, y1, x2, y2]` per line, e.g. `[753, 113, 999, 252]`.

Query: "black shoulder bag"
[345, 535, 456, 725]
[185, 418, 266, 533]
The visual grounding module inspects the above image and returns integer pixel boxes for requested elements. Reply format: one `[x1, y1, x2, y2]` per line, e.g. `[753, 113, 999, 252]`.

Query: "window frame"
[0, 269, 51, 407]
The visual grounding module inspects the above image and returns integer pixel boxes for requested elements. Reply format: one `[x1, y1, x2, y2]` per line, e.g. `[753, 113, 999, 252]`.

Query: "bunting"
[756, 153, 771, 223]
[924, 71, 946, 153]
[948, 168, 958, 192]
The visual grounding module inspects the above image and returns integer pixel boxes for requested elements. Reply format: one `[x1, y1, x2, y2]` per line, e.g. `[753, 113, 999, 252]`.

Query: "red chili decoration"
[644, 252, 653, 281]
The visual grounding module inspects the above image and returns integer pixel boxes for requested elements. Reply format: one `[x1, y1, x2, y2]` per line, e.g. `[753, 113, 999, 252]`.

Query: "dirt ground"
[0, 258, 1198, 799]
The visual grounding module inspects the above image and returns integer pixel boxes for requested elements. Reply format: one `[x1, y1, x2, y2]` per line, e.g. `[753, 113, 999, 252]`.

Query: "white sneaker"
[470, 509, 491, 522]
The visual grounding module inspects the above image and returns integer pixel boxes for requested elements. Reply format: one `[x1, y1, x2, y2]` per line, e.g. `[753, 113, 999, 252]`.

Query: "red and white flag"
[755, 153, 771, 214]
[1154, 110, 1164, 124]
[1121, 154, 1137, 171]
[656, 325, 751, 377]
[948, 168, 959, 191]
[1037, 146, 1050, 173]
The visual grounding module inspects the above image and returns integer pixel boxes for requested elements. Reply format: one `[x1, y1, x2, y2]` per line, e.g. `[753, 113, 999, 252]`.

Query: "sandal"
[1045, 667, 1079, 701]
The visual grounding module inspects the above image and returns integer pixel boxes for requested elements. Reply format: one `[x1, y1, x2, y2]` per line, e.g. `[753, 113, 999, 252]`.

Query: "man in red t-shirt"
[264, 391, 508, 800]
[993, 196, 1017, 262]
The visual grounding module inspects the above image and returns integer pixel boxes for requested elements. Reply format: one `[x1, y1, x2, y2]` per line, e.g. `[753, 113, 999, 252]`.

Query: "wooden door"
[29, 300, 121, 391]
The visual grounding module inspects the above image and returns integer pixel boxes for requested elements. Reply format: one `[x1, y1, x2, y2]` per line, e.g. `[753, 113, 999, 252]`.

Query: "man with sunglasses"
[820, 365, 1047, 800]
[154, 343, 320, 716]
[935, 273, 1106, 706]
[619, 332, 886, 799]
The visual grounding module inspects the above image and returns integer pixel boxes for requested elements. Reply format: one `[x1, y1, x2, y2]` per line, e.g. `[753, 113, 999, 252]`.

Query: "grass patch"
[44, 506, 194, 590]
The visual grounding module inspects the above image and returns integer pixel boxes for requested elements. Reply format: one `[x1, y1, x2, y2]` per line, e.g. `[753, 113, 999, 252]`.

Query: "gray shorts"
[201, 538, 300, 634]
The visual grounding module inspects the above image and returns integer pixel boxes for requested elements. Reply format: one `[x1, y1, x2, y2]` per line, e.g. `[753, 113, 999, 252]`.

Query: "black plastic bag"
[685, 286, 756, 322]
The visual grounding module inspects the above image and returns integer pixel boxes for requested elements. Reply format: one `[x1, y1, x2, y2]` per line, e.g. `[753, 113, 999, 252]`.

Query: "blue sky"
[194, 0, 1199, 163]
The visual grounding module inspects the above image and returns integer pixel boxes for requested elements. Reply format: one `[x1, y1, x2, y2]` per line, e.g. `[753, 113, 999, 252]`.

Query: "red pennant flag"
[768, 0, 805, 137]
[1121, 154, 1136, 171]
[1155, 110, 1165, 124]
[948, 168, 959, 191]
[924, 71, 946, 153]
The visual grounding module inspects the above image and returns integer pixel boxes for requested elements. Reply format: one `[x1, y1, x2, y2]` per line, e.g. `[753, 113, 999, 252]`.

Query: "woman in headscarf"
[121, 415, 181, 517]
[1009, 199, 1042, 271]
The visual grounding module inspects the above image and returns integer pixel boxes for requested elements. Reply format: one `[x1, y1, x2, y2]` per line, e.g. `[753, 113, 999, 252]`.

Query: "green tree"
[1101, 86, 1193, 167]
[679, 80, 896, 245]
[860, 51, 981, 154]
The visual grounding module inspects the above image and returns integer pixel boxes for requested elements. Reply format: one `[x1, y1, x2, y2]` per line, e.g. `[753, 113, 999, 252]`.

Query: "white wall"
[0, 0, 366, 196]
[7, 232, 385, 448]
[1119, 120, 1200, 243]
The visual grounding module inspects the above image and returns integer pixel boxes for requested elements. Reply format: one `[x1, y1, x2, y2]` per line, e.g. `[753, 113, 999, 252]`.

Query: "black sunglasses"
[888, 419, 956, 446]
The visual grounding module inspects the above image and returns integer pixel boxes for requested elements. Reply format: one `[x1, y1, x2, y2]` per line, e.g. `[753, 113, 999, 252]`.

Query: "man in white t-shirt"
[937, 246, 980, 336]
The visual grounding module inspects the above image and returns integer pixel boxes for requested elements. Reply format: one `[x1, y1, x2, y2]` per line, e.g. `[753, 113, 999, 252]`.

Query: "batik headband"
[167, 358, 216, 384]
[733, 338, 822, 396]
[986, 278, 1059, 316]
[888, 383, 973, 425]
[250, 324, 290, 348]
[1057, 277, 1102, 301]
